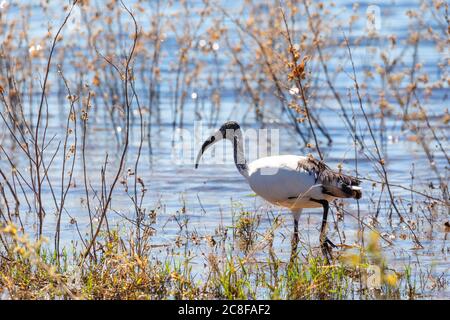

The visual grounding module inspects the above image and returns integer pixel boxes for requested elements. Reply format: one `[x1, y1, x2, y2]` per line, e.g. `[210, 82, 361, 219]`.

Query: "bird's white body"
[245, 155, 334, 210]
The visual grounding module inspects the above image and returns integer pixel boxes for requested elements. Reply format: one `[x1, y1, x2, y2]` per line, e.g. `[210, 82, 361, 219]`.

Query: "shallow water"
[0, 0, 448, 298]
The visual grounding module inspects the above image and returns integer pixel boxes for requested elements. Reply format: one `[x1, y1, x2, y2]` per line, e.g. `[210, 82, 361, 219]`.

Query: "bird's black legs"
[289, 217, 300, 265]
[291, 210, 301, 248]
[311, 199, 334, 263]
[290, 217, 299, 257]
[293, 218, 299, 244]
[289, 211, 301, 264]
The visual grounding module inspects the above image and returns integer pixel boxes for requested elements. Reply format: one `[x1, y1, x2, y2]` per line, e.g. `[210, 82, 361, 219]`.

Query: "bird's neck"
[232, 130, 249, 178]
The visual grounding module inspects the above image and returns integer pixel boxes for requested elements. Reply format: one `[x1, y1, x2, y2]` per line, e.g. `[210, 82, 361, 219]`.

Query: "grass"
[0, 212, 444, 300]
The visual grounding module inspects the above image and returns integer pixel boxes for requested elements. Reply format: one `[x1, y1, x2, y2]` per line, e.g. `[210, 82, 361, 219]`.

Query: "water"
[0, 0, 448, 298]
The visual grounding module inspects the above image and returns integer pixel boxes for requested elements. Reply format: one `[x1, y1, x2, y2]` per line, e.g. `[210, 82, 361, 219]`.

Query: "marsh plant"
[0, 0, 448, 299]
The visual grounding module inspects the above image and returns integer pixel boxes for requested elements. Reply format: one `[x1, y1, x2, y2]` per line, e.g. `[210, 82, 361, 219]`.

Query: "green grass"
[0, 216, 440, 300]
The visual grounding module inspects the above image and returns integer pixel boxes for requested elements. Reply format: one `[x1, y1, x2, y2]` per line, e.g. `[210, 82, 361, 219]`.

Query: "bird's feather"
[297, 157, 361, 199]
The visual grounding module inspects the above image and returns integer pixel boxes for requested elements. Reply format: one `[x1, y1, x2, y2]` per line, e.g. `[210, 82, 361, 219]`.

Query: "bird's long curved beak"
[195, 130, 223, 169]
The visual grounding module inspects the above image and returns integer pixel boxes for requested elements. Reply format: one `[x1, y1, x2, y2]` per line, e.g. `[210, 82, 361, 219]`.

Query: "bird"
[195, 121, 362, 262]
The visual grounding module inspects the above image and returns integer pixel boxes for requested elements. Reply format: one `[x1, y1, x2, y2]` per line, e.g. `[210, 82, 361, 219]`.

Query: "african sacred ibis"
[195, 121, 362, 262]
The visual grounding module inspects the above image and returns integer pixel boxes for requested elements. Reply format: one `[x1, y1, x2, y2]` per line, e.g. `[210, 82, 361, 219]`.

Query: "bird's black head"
[195, 121, 241, 169]
[218, 121, 241, 138]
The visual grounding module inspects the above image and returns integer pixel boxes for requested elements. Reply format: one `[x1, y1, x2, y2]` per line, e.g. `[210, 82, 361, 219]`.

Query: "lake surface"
[0, 0, 448, 298]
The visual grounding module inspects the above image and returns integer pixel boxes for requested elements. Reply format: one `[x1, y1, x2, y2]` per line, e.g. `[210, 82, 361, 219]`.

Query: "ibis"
[195, 121, 362, 262]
